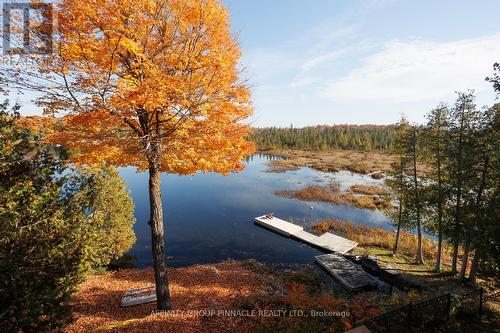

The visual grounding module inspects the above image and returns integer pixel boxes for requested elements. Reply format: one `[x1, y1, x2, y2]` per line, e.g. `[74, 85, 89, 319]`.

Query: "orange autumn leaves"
[37, 0, 254, 173]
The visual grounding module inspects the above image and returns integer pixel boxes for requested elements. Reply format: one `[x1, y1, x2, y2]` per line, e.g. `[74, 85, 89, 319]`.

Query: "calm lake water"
[119, 154, 393, 268]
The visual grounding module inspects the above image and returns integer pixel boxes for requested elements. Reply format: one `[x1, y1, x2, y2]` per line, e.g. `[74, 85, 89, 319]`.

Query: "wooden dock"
[315, 253, 377, 290]
[254, 215, 358, 254]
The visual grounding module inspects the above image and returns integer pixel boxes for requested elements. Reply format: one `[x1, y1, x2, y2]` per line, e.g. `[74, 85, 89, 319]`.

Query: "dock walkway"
[315, 253, 377, 290]
[254, 215, 376, 290]
[254, 215, 358, 254]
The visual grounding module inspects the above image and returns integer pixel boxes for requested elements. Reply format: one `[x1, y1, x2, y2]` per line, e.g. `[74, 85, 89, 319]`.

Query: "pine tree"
[386, 116, 412, 254]
[447, 91, 479, 273]
[468, 67, 500, 281]
[407, 124, 425, 264]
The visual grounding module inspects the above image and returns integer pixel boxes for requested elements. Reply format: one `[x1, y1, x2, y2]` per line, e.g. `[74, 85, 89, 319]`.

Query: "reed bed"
[275, 183, 391, 210]
[348, 184, 387, 195]
[312, 218, 453, 262]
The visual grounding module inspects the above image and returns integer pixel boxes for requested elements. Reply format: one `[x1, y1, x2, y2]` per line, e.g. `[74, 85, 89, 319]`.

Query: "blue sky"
[224, 0, 500, 126]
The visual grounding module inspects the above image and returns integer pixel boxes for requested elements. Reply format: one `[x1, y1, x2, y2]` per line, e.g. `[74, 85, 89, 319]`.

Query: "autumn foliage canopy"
[16, 0, 254, 173]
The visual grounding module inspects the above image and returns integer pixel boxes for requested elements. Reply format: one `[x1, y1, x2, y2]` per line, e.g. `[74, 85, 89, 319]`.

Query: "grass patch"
[343, 192, 391, 210]
[348, 184, 387, 195]
[264, 149, 395, 174]
[263, 149, 431, 177]
[276, 185, 343, 204]
[267, 159, 302, 173]
[275, 183, 391, 210]
[311, 218, 452, 262]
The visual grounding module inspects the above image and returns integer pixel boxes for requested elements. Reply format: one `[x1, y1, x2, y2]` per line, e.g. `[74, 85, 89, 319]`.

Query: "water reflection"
[119, 154, 393, 267]
[244, 152, 284, 163]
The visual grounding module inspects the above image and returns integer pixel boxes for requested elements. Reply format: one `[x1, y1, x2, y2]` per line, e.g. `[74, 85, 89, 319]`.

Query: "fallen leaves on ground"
[64, 260, 275, 333]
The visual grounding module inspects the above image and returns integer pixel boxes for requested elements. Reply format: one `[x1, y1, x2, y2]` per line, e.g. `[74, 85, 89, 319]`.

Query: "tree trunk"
[434, 174, 443, 271]
[465, 155, 489, 281]
[416, 223, 424, 264]
[435, 139, 443, 272]
[148, 167, 171, 310]
[459, 238, 470, 280]
[393, 200, 403, 254]
[435, 223, 443, 272]
[412, 128, 424, 265]
[451, 199, 461, 273]
[452, 114, 465, 274]
[469, 250, 481, 284]
[393, 222, 401, 254]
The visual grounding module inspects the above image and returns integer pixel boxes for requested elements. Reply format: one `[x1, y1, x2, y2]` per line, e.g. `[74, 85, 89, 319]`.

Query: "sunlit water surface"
[119, 154, 393, 268]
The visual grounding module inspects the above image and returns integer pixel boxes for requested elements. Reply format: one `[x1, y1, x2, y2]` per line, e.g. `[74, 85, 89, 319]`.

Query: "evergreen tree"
[468, 66, 500, 281]
[385, 116, 412, 254]
[251, 125, 395, 151]
[422, 104, 450, 271]
[446, 91, 480, 273]
[386, 119, 424, 263]
[0, 103, 136, 331]
[407, 124, 425, 264]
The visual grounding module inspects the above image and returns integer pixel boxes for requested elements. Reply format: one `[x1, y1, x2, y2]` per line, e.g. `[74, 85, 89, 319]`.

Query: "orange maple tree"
[1, 0, 254, 309]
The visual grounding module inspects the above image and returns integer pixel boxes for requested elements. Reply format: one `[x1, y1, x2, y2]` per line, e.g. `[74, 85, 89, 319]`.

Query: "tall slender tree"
[468, 66, 500, 282]
[386, 116, 411, 254]
[459, 104, 498, 279]
[422, 105, 450, 271]
[407, 125, 425, 264]
[447, 92, 478, 273]
[386, 119, 424, 263]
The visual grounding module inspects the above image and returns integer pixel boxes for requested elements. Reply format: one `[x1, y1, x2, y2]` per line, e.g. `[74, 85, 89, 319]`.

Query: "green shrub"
[0, 104, 136, 332]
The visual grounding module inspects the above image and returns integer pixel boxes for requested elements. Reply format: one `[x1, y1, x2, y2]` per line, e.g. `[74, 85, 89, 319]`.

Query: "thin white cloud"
[290, 76, 320, 89]
[291, 40, 376, 89]
[307, 25, 359, 53]
[301, 50, 348, 72]
[320, 34, 500, 103]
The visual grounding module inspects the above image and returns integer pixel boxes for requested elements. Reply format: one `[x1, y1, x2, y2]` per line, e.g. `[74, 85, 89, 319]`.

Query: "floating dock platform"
[315, 253, 377, 290]
[254, 215, 358, 254]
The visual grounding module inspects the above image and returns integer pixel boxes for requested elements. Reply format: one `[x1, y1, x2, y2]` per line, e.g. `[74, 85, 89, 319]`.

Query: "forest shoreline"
[259, 148, 394, 175]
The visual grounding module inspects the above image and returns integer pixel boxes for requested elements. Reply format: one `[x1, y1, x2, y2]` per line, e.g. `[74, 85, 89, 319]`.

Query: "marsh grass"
[265, 149, 395, 174]
[343, 192, 391, 210]
[264, 149, 432, 177]
[275, 183, 391, 210]
[348, 184, 387, 195]
[330, 180, 341, 193]
[312, 218, 453, 262]
[275, 185, 343, 204]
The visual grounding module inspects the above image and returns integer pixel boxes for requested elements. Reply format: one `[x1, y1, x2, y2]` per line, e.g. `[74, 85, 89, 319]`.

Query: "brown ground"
[64, 254, 499, 333]
[263, 149, 394, 174]
[64, 261, 277, 333]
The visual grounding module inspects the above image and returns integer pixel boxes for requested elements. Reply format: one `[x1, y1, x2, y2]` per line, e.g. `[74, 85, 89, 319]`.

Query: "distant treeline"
[251, 125, 395, 151]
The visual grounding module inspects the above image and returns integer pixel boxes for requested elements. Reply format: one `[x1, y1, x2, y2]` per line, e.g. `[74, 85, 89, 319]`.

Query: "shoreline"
[68, 253, 499, 332]
[258, 148, 394, 175]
